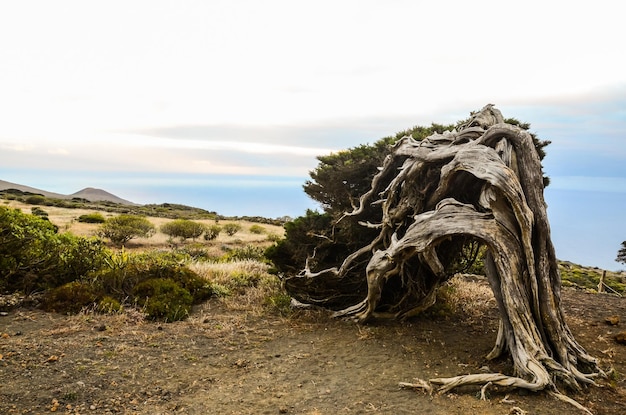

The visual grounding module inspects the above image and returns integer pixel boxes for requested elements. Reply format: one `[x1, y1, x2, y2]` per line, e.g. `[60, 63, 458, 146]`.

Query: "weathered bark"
[285, 105, 604, 406]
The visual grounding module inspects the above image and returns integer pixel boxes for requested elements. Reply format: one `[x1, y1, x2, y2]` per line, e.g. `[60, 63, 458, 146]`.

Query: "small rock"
[615, 331, 626, 345]
[605, 315, 620, 326]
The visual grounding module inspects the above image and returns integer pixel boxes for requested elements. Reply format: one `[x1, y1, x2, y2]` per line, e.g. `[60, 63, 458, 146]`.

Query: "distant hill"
[0, 179, 135, 205]
[69, 187, 135, 205]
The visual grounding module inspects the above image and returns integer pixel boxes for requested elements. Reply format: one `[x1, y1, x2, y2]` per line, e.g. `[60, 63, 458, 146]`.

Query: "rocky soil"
[1, 283, 625, 415]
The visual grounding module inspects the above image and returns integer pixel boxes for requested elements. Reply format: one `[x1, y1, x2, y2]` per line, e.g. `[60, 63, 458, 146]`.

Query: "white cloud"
[48, 148, 70, 156]
[1, 143, 34, 152]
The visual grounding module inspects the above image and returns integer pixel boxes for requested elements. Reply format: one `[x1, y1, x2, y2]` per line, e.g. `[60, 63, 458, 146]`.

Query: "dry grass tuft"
[444, 274, 496, 321]
[189, 260, 288, 315]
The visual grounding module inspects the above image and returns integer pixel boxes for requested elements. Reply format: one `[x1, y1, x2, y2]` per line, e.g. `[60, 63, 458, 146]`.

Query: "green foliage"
[223, 223, 242, 236]
[30, 206, 49, 219]
[265, 209, 334, 275]
[263, 292, 292, 315]
[160, 219, 206, 242]
[97, 214, 156, 246]
[41, 281, 98, 314]
[0, 207, 105, 293]
[133, 278, 193, 321]
[97, 296, 122, 314]
[88, 249, 214, 320]
[203, 224, 222, 241]
[90, 249, 214, 304]
[223, 245, 265, 262]
[559, 262, 625, 294]
[266, 233, 281, 243]
[249, 224, 265, 234]
[277, 116, 551, 281]
[25, 195, 46, 205]
[617, 241, 626, 264]
[46, 234, 107, 287]
[141, 203, 217, 220]
[229, 270, 262, 290]
[78, 212, 106, 223]
[175, 243, 212, 261]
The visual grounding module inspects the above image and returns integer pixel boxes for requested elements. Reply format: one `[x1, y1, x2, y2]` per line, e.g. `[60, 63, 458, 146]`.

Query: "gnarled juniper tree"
[284, 105, 603, 410]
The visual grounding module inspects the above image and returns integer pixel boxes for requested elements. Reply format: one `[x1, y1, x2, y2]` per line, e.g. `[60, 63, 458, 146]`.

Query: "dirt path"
[1, 287, 625, 414]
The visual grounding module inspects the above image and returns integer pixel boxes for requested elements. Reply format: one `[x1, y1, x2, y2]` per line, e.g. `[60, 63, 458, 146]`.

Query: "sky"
[0, 0, 625, 270]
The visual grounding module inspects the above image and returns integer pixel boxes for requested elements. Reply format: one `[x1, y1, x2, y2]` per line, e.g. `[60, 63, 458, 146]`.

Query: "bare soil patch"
[1, 282, 625, 415]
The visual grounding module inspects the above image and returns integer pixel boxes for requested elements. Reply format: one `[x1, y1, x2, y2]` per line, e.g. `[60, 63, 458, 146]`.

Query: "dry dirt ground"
[1, 281, 625, 415]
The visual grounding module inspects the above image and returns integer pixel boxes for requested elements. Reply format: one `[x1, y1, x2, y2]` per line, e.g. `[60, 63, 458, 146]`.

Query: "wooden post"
[598, 270, 606, 293]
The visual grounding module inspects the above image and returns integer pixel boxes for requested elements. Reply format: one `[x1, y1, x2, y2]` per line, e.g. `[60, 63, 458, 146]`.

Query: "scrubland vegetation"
[2, 193, 623, 329]
[1, 192, 625, 415]
[0, 197, 286, 322]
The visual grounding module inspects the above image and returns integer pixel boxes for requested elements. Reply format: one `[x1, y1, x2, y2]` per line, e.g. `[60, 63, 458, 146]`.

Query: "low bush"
[97, 296, 122, 314]
[175, 244, 212, 261]
[249, 224, 265, 234]
[41, 281, 98, 314]
[161, 219, 205, 242]
[133, 278, 193, 321]
[223, 245, 265, 261]
[1, 207, 105, 293]
[223, 223, 242, 236]
[25, 195, 46, 205]
[90, 250, 214, 305]
[78, 213, 106, 223]
[204, 224, 222, 241]
[31, 206, 49, 218]
[263, 292, 292, 315]
[97, 214, 156, 246]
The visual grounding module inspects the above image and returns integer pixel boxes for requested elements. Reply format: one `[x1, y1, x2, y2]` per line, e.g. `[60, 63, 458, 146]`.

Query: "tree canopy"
[270, 109, 550, 301]
[617, 241, 626, 264]
[98, 214, 156, 246]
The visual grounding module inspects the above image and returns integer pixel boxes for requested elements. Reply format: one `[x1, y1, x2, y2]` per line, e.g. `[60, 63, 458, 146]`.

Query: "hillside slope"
[0, 179, 134, 205]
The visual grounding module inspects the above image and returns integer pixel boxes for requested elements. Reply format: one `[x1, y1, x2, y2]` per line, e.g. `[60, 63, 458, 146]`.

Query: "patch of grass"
[264, 292, 292, 316]
[559, 261, 625, 294]
[41, 282, 99, 314]
[423, 275, 495, 321]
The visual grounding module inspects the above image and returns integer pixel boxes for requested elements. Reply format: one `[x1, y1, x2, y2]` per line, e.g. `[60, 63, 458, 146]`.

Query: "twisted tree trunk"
[286, 105, 603, 409]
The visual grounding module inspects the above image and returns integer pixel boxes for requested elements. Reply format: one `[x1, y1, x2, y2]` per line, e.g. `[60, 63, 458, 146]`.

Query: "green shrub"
[249, 224, 265, 234]
[1, 207, 61, 292]
[31, 206, 49, 219]
[78, 213, 106, 223]
[223, 245, 265, 261]
[98, 214, 156, 246]
[97, 296, 122, 314]
[264, 292, 292, 315]
[41, 281, 98, 314]
[204, 224, 222, 241]
[90, 250, 213, 304]
[25, 195, 46, 205]
[176, 244, 212, 260]
[133, 278, 193, 321]
[229, 271, 262, 290]
[266, 233, 282, 243]
[160, 219, 206, 242]
[223, 223, 242, 236]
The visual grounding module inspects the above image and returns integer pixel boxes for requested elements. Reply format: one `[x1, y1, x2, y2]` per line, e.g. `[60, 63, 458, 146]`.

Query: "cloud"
[131, 117, 418, 150]
[1, 143, 34, 152]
